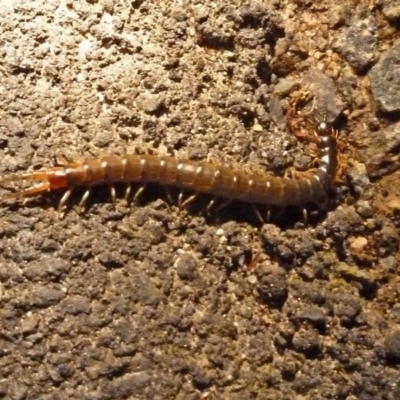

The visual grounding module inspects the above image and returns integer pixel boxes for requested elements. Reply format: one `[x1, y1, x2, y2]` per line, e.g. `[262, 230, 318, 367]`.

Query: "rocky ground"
[0, 0, 400, 399]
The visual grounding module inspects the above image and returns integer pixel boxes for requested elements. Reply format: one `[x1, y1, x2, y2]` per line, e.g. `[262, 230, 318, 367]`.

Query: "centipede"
[0, 113, 339, 222]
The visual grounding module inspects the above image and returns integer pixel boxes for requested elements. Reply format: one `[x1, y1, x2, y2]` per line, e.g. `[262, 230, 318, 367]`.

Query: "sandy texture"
[0, 1, 400, 399]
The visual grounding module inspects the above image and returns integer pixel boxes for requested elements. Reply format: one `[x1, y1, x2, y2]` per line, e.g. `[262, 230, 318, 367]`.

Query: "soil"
[0, 1, 400, 399]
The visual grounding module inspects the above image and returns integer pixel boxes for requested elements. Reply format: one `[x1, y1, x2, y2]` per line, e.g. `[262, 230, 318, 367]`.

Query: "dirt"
[0, 1, 400, 399]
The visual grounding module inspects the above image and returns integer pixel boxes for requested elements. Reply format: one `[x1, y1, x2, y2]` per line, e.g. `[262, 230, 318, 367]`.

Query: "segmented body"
[0, 121, 338, 213]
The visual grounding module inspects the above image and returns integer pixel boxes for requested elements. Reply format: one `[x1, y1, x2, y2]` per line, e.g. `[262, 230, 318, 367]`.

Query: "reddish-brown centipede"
[0, 120, 338, 220]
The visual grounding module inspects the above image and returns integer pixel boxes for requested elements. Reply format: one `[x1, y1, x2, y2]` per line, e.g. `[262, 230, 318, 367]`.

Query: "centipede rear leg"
[0, 169, 63, 206]
[10, 182, 52, 200]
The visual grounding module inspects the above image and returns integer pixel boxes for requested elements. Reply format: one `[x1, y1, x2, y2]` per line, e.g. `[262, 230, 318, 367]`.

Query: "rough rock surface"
[0, 1, 399, 399]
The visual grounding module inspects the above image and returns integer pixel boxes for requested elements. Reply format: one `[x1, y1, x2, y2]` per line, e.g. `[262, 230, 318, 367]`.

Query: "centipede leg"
[206, 198, 217, 214]
[124, 184, 132, 205]
[178, 191, 184, 208]
[109, 185, 116, 205]
[57, 188, 73, 212]
[266, 207, 271, 222]
[77, 187, 92, 212]
[252, 205, 265, 224]
[164, 187, 174, 204]
[133, 185, 146, 203]
[180, 192, 198, 209]
[214, 199, 232, 213]
[302, 208, 308, 225]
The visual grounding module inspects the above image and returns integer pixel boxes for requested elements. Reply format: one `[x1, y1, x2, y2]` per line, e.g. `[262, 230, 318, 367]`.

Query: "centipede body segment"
[0, 119, 339, 219]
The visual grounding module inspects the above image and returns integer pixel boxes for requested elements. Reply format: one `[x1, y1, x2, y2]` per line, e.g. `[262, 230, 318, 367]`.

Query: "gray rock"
[377, 0, 400, 21]
[369, 40, 400, 114]
[332, 7, 378, 73]
[356, 122, 400, 178]
[30, 286, 65, 307]
[301, 69, 344, 123]
[385, 330, 400, 363]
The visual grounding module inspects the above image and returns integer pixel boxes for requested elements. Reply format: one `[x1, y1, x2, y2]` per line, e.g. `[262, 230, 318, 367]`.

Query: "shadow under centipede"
[3, 183, 337, 229]
[209, 200, 332, 228]
[189, 187, 339, 228]
[88, 183, 338, 228]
